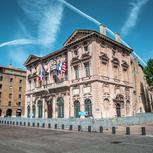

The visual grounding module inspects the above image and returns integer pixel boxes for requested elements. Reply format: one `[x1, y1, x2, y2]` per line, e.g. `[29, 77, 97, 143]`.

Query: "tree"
[144, 58, 153, 89]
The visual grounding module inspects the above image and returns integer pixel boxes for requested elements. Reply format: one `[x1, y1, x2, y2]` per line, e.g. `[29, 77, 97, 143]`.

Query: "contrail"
[0, 39, 39, 48]
[59, 0, 147, 66]
[58, 0, 101, 25]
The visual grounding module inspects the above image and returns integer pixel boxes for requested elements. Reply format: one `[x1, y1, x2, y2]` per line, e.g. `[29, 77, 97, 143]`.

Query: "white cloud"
[121, 0, 149, 37]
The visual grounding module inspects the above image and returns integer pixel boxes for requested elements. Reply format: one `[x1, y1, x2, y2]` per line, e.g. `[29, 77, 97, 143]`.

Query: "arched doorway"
[38, 101, 43, 118]
[74, 100, 80, 118]
[6, 109, 12, 117]
[116, 103, 121, 117]
[47, 100, 52, 118]
[0, 109, 2, 116]
[84, 99, 92, 117]
[57, 97, 64, 118]
[27, 105, 30, 118]
[32, 105, 36, 118]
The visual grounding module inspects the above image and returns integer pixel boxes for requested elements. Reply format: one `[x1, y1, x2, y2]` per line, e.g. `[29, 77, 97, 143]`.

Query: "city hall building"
[24, 25, 153, 119]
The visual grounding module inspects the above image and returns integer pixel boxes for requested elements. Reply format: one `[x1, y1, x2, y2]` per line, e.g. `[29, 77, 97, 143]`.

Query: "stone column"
[35, 100, 38, 118]
[52, 96, 56, 118]
[42, 99, 45, 118]
[64, 92, 70, 118]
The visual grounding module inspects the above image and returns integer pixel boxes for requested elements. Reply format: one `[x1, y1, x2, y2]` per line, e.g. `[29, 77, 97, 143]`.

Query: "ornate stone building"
[24, 25, 153, 119]
[0, 65, 26, 117]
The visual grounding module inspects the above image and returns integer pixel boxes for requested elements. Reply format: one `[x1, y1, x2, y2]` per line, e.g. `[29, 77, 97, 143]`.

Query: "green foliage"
[144, 58, 153, 88]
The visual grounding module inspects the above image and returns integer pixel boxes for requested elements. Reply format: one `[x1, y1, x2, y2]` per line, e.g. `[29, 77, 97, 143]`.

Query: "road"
[0, 125, 153, 153]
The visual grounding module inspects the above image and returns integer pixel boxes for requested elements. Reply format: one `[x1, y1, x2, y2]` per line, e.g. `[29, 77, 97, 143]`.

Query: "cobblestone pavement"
[0, 125, 153, 153]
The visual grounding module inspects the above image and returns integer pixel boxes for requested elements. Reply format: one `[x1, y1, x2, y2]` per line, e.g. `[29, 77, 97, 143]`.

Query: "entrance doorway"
[6, 109, 12, 117]
[116, 103, 121, 117]
[16, 109, 22, 117]
[47, 100, 52, 118]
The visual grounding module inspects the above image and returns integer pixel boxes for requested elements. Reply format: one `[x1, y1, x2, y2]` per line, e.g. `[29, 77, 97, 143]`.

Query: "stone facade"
[0, 65, 26, 117]
[24, 26, 153, 119]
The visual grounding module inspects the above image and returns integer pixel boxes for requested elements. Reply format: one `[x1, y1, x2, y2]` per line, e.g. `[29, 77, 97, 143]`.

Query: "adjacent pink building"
[24, 25, 153, 119]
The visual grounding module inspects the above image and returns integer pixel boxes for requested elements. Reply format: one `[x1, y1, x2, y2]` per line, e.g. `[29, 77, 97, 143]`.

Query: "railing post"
[62, 124, 64, 130]
[88, 126, 91, 132]
[112, 127, 116, 134]
[69, 125, 73, 131]
[126, 127, 130, 135]
[99, 126, 103, 133]
[141, 127, 146, 135]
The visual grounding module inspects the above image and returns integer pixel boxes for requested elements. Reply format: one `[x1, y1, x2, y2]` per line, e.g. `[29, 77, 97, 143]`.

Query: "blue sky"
[0, 0, 152, 68]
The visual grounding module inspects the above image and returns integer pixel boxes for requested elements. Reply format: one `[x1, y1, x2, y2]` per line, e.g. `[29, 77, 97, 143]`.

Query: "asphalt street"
[0, 125, 153, 153]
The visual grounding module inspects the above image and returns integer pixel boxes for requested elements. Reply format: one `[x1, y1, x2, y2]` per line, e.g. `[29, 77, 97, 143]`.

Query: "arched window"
[84, 99, 92, 116]
[57, 97, 64, 118]
[32, 105, 36, 118]
[74, 100, 80, 118]
[38, 101, 43, 118]
[27, 105, 30, 118]
[116, 103, 121, 117]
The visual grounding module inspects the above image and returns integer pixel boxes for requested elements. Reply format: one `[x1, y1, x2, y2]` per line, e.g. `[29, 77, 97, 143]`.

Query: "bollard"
[141, 127, 146, 135]
[126, 127, 130, 135]
[48, 123, 51, 128]
[42, 123, 45, 128]
[24, 122, 26, 126]
[112, 127, 116, 134]
[32, 123, 35, 127]
[20, 122, 22, 126]
[78, 125, 81, 132]
[13, 121, 15, 125]
[99, 126, 103, 133]
[54, 124, 57, 129]
[62, 124, 64, 130]
[4, 121, 6, 124]
[69, 125, 73, 130]
[7, 121, 9, 124]
[16, 122, 18, 126]
[28, 122, 30, 126]
[88, 126, 91, 132]
[37, 123, 39, 127]
[10, 121, 12, 124]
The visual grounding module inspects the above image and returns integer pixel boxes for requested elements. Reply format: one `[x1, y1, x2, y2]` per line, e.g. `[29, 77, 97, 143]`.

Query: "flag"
[38, 64, 46, 81]
[62, 62, 67, 74]
[58, 62, 62, 74]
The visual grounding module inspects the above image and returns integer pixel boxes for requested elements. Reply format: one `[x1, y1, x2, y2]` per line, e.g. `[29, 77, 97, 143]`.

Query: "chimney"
[8, 64, 12, 68]
[115, 32, 121, 43]
[99, 24, 106, 35]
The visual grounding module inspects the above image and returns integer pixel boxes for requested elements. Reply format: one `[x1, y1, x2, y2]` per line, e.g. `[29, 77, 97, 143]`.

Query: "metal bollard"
[112, 127, 116, 134]
[69, 125, 73, 130]
[88, 126, 91, 132]
[10, 121, 12, 124]
[4, 121, 6, 124]
[13, 121, 15, 125]
[141, 127, 146, 135]
[16, 122, 18, 126]
[37, 123, 39, 127]
[62, 124, 64, 130]
[126, 127, 130, 135]
[28, 122, 30, 126]
[100, 126, 103, 133]
[54, 124, 57, 129]
[20, 122, 22, 126]
[32, 123, 35, 127]
[78, 125, 81, 132]
[48, 123, 51, 128]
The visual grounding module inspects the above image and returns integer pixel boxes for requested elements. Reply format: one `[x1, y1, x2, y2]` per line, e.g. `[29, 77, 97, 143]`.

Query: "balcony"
[71, 55, 80, 64]
[81, 52, 91, 60]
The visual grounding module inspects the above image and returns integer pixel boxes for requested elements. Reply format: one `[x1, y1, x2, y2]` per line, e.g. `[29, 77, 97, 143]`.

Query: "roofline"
[0, 65, 26, 73]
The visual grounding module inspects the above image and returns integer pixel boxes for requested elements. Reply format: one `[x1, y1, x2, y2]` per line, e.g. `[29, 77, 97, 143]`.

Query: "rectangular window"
[9, 93, 12, 99]
[19, 87, 22, 92]
[8, 101, 11, 107]
[84, 62, 90, 77]
[18, 94, 21, 99]
[74, 65, 79, 79]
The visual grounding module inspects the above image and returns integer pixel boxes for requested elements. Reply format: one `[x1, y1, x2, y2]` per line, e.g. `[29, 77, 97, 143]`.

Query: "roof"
[0, 65, 26, 73]
[24, 28, 133, 67]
